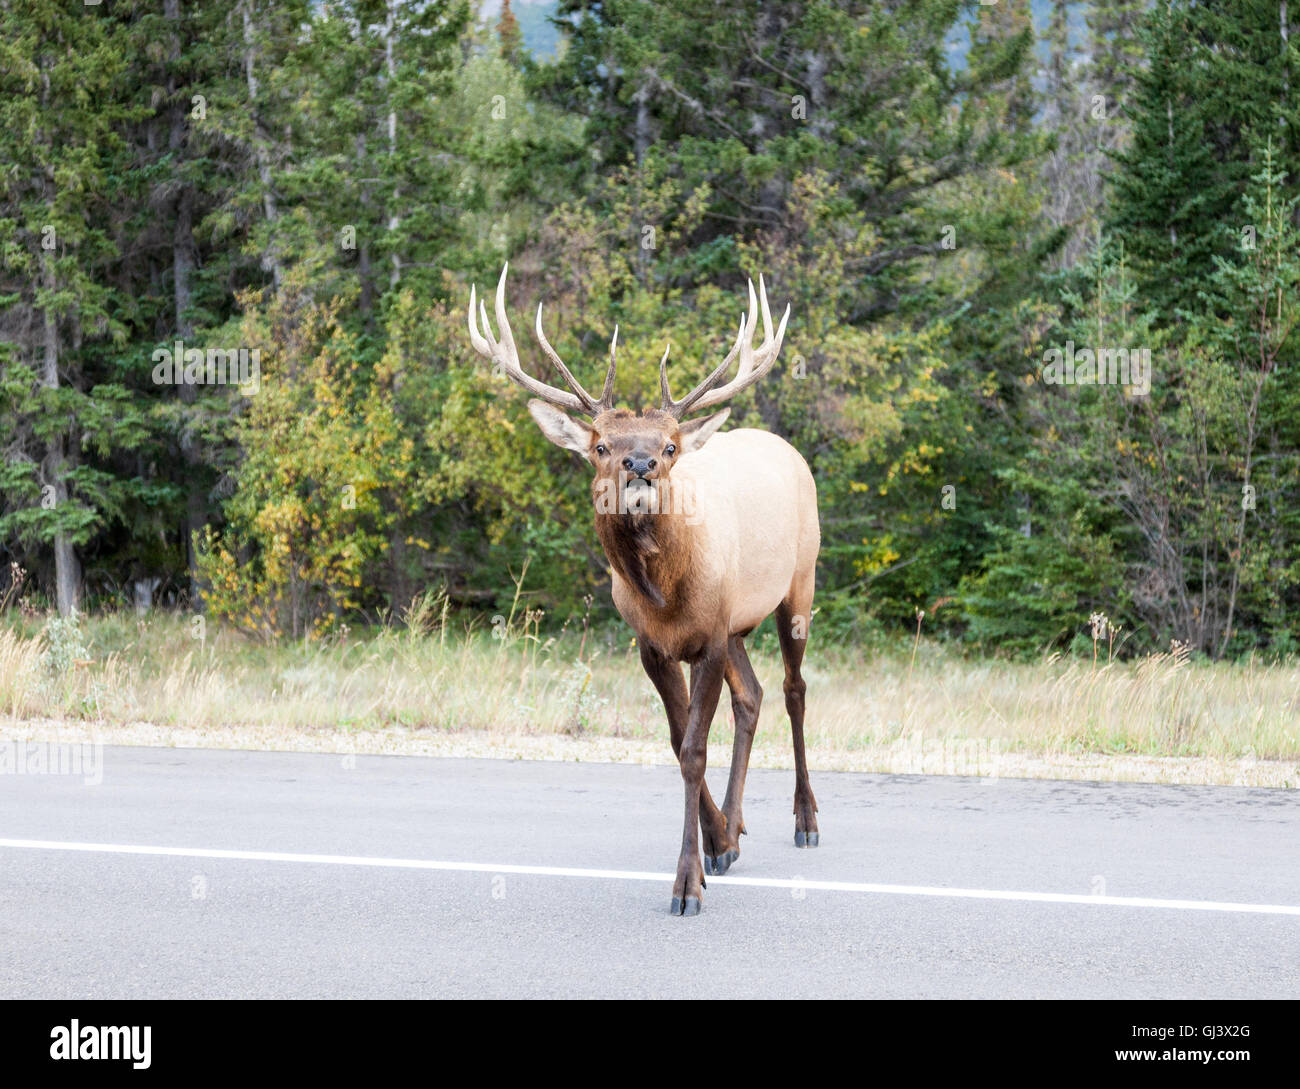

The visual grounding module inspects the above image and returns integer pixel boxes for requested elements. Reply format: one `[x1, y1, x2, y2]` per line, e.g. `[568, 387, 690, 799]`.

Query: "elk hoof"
[794, 830, 820, 848]
[670, 895, 702, 917]
[704, 848, 739, 876]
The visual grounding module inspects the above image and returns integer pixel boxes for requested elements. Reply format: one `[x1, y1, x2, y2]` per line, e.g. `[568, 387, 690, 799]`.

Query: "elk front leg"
[706, 635, 761, 876]
[639, 642, 727, 842]
[672, 645, 727, 916]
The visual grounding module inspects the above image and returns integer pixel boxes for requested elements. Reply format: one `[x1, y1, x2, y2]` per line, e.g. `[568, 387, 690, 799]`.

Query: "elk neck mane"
[593, 496, 694, 612]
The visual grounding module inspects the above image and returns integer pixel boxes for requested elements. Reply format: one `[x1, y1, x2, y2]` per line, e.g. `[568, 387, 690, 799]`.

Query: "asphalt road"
[1, 745, 1297, 998]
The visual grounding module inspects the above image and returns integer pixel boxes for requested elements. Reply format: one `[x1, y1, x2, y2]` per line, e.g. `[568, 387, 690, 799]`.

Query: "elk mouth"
[623, 476, 657, 514]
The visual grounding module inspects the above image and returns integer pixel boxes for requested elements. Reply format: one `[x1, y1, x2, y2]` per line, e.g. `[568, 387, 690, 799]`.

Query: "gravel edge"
[2, 717, 1296, 788]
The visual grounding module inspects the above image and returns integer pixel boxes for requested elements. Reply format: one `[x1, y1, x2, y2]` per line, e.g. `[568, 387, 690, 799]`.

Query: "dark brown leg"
[704, 635, 761, 876]
[670, 642, 727, 915]
[776, 593, 818, 847]
[639, 642, 726, 838]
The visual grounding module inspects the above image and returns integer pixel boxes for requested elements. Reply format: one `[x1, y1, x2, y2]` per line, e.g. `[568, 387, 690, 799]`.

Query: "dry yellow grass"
[0, 627, 46, 719]
[1, 610, 1297, 777]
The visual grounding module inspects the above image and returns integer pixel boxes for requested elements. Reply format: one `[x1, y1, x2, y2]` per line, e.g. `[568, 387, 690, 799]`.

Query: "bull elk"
[467, 265, 820, 916]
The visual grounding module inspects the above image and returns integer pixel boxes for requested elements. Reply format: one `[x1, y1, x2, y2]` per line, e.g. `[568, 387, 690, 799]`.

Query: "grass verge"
[1, 607, 1297, 787]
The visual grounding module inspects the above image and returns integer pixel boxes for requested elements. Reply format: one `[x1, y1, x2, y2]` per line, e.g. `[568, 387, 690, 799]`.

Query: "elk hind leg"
[776, 590, 818, 847]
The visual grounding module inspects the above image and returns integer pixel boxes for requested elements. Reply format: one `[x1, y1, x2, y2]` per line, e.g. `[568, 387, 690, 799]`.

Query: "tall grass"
[0, 626, 45, 718]
[1, 604, 1297, 761]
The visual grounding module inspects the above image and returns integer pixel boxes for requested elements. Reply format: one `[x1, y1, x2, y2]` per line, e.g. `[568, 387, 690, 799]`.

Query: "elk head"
[466, 264, 790, 519]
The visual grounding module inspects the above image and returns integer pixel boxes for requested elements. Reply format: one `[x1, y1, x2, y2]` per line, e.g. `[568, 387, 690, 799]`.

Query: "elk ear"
[678, 408, 730, 453]
[527, 399, 595, 455]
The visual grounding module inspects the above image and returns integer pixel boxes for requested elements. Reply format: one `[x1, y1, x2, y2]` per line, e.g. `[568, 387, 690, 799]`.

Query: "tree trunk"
[169, 0, 205, 606]
[242, 0, 281, 290]
[633, 83, 651, 286]
[385, 0, 402, 289]
[357, 132, 375, 322]
[41, 253, 81, 616]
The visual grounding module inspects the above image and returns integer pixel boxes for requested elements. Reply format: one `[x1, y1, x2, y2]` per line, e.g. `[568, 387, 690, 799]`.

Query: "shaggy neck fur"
[594, 497, 691, 611]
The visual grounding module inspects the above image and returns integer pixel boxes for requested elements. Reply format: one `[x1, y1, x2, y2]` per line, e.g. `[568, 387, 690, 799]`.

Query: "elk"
[467, 265, 820, 916]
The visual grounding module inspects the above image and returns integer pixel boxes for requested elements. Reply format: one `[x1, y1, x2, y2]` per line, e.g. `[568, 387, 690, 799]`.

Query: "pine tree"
[1105, 0, 1230, 316]
[1194, 0, 1300, 181]
[0, 0, 147, 613]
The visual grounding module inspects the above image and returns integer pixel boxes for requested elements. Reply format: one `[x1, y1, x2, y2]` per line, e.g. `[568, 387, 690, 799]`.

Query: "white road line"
[1, 837, 1298, 916]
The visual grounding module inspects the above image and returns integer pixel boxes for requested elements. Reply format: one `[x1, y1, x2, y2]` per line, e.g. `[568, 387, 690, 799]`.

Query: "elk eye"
[664, 444, 676, 456]
[595, 444, 608, 456]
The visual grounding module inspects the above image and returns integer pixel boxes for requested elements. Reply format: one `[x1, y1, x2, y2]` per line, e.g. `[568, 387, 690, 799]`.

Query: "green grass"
[2, 602, 1298, 764]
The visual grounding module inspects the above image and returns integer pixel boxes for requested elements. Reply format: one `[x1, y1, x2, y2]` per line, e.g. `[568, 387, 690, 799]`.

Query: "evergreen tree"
[1106, 0, 1229, 316]
[0, 0, 148, 614]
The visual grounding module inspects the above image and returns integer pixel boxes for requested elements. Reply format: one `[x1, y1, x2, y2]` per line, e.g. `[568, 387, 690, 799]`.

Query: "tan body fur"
[602, 428, 819, 661]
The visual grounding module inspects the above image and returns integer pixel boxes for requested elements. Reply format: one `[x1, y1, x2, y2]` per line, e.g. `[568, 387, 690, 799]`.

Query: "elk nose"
[622, 455, 657, 478]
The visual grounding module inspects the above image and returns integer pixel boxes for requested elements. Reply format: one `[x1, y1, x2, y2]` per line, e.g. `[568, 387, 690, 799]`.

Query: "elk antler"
[467, 263, 617, 417]
[659, 275, 790, 419]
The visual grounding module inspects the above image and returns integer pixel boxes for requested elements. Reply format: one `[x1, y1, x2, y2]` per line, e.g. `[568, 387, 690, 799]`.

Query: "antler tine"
[733, 278, 760, 380]
[658, 342, 673, 406]
[661, 313, 749, 418]
[598, 326, 618, 410]
[535, 301, 604, 414]
[661, 274, 791, 418]
[492, 264, 518, 365]
[468, 282, 486, 352]
[466, 263, 596, 416]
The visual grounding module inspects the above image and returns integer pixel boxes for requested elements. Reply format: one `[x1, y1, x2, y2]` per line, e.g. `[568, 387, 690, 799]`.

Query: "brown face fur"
[527, 400, 729, 506]
[527, 399, 731, 611]
[586, 410, 686, 610]
[586, 408, 681, 498]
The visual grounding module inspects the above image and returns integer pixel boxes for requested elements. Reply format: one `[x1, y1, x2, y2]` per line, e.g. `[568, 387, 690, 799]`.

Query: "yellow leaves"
[854, 537, 900, 579]
[902, 379, 942, 407]
[194, 282, 408, 640]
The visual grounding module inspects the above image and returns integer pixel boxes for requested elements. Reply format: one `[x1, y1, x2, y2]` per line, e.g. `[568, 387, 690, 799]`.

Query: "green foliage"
[197, 271, 398, 638]
[2, 0, 1298, 666]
